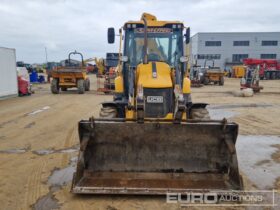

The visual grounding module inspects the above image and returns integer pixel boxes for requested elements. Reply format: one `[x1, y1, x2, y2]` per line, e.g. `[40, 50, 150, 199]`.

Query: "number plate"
[146, 96, 164, 103]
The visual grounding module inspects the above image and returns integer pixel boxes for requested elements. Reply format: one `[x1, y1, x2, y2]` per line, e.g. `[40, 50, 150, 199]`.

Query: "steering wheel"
[147, 53, 161, 61]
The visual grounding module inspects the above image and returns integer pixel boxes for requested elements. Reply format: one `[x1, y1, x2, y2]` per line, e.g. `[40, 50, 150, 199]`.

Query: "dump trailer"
[203, 60, 224, 85]
[51, 51, 90, 94]
[72, 13, 243, 195]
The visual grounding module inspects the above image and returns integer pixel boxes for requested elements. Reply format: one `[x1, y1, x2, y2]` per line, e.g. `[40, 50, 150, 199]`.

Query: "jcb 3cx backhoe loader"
[71, 13, 243, 195]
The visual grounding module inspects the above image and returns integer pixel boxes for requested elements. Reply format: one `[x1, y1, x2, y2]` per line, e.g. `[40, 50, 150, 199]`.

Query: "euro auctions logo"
[166, 190, 278, 207]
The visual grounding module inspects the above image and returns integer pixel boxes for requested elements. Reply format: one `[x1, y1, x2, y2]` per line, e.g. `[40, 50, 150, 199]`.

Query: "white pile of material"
[17, 67, 29, 82]
[233, 88, 254, 97]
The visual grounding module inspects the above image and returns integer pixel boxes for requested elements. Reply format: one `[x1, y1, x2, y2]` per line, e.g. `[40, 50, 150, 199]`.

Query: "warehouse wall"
[0, 47, 18, 99]
[190, 32, 280, 69]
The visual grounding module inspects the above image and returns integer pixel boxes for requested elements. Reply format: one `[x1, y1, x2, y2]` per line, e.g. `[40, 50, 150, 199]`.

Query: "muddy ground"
[0, 75, 279, 210]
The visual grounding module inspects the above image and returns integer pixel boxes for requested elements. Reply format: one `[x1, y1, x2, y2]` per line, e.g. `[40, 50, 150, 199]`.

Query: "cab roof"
[124, 13, 184, 27]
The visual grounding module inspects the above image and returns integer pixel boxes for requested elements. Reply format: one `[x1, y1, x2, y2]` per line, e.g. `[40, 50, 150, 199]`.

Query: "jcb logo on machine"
[147, 96, 163, 103]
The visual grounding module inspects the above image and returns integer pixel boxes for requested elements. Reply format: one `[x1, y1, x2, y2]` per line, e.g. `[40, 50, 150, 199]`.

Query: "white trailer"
[0, 47, 17, 99]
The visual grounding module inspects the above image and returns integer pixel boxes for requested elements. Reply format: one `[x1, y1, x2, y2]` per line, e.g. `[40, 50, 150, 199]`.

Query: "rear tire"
[190, 108, 210, 120]
[219, 77, 224, 86]
[85, 79, 90, 91]
[99, 107, 117, 118]
[51, 78, 59, 94]
[272, 72, 276, 80]
[204, 77, 209, 85]
[77, 79, 85, 94]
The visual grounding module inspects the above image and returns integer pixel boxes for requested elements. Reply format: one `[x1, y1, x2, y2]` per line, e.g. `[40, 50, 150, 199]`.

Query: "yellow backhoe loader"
[71, 13, 243, 195]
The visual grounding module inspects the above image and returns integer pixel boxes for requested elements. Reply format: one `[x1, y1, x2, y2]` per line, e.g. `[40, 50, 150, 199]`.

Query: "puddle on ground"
[48, 156, 77, 187]
[32, 187, 60, 210]
[32, 146, 79, 156]
[33, 156, 77, 210]
[33, 149, 55, 155]
[208, 109, 237, 120]
[237, 135, 280, 190]
[0, 147, 29, 154]
[59, 148, 78, 153]
[209, 103, 273, 110]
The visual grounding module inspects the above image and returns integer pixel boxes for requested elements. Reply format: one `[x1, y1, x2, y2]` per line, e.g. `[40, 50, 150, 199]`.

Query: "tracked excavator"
[71, 13, 243, 194]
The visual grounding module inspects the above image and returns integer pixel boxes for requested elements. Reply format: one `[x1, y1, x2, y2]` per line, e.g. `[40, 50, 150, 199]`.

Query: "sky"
[0, 0, 279, 63]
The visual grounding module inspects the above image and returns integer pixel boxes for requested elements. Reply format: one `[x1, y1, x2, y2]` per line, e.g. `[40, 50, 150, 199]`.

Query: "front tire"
[85, 79, 90, 91]
[99, 107, 117, 118]
[77, 79, 85, 94]
[190, 108, 210, 120]
[219, 77, 224, 86]
[51, 78, 59, 94]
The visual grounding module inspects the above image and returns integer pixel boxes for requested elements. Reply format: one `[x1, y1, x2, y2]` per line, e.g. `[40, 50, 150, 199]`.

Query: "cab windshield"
[125, 28, 183, 67]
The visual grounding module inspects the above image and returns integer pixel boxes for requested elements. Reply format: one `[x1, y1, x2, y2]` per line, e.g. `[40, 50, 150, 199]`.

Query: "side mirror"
[180, 56, 188, 63]
[107, 27, 115, 44]
[185, 27, 190, 44]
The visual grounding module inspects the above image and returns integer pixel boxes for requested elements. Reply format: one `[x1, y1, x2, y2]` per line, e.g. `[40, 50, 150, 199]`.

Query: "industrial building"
[190, 32, 280, 69]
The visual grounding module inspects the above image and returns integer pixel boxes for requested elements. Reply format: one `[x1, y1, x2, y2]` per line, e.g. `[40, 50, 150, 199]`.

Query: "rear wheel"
[203, 77, 209, 85]
[219, 77, 224, 86]
[85, 79, 90, 91]
[77, 79, 85, 94]
[265, 71, 270, 80]
[99, 107, 117, 118]
[272, 72, 276, 80]
[51, 78, 59, 94]
[190, 108, 210, 120]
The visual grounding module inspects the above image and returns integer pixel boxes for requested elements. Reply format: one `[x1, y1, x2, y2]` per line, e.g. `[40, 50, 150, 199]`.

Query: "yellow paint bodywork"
[125, 13, 184, 27]
[52, 67, 88, 87]
[232, 65, 246, 78]
[125, 109, 134, 119]
[136, 62, 173, 88]
[115, 75, 124, 93]
[122, 13, 189, 120]
[126, 61, 175, 120]
[183, 77, 191, 94]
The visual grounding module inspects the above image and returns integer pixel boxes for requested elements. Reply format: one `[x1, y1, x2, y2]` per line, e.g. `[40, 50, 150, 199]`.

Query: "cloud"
[0, 0, 279, 63]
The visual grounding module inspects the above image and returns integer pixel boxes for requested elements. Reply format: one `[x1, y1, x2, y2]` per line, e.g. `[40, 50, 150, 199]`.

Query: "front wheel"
[99, 107, 117, 118]
[77, 79, 85, 94]
[190, 108, 210, 120]
[51, 78, 59, 94]
[85, 79, 90, 91]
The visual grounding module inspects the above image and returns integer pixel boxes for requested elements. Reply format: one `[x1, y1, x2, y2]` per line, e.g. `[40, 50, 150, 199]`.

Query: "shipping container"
[0, 47, 18, 99]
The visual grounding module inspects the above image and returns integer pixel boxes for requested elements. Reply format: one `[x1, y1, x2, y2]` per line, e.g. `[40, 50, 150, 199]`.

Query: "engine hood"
[136, 61, 173, 88]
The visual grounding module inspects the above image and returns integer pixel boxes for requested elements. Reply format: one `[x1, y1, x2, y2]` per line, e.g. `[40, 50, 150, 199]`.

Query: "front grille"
[143, 88, 173, 118]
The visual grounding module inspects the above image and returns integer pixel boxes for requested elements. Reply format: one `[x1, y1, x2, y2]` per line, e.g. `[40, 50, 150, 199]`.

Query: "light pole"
[45, 47, 48, 63]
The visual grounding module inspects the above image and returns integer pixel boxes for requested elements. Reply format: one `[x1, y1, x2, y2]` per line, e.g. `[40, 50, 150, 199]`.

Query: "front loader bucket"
[71, 119, 243, 195]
